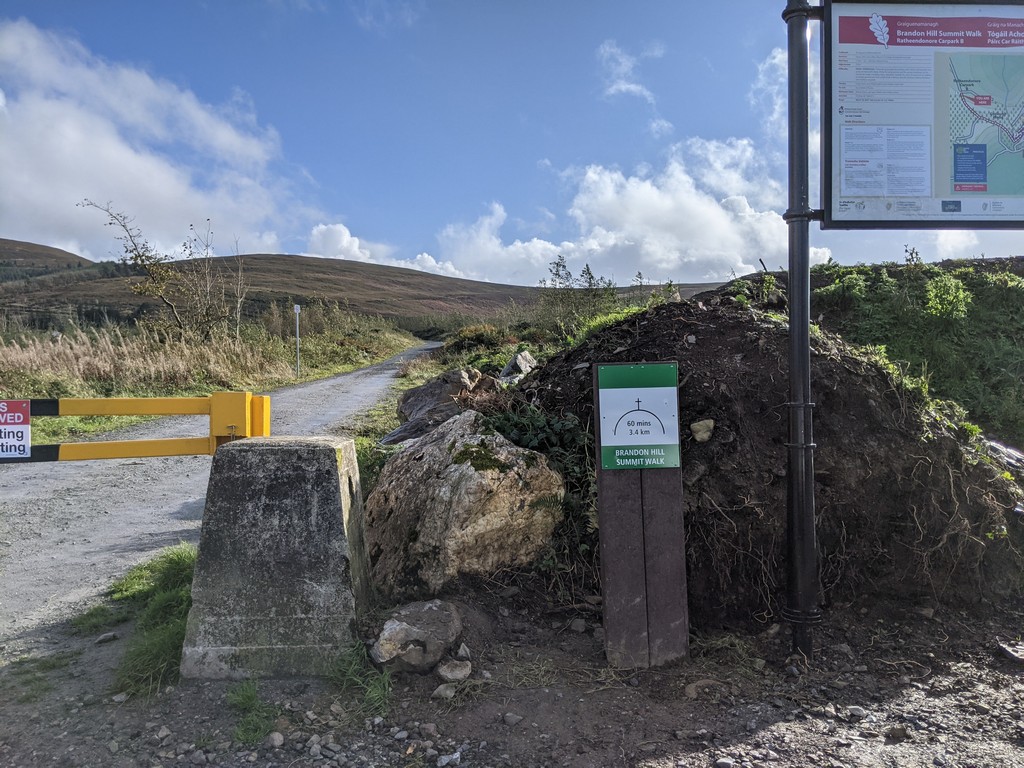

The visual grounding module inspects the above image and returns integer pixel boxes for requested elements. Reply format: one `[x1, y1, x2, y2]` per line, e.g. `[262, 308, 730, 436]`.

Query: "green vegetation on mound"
[807, 255, 1024, 447]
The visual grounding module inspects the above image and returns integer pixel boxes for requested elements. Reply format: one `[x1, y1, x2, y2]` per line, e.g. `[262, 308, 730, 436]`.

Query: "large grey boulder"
[365, 410, 565, 600]
[381, 368, 482, 445]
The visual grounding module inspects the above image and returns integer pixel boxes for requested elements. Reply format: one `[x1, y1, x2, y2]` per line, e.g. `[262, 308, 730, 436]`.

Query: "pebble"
[266, 731, 285, 748]
[431, 683, 457, 700]
[437, 660, 472, 682]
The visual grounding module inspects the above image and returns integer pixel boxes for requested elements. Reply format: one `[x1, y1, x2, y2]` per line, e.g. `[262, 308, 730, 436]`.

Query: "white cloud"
[748, 47, 788, 143]
[931, 230, 980, 261]
[0, 19, 305, 260]
[649, 118, 674, 138]
[304, 222, 468, 279]
[685, 137, 784, 210]
[419, 146, 794, 286]
[306, 223, 373, 261]
[598, 40, 656, 105]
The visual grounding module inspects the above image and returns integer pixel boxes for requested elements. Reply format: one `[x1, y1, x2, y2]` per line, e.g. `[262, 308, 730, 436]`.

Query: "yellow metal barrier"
[0, 392, 271, 463]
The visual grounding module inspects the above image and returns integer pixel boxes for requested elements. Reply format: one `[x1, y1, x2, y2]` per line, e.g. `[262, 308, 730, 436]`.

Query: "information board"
[824, 1, 1024, 229]
[596, 363, 680, 470]
[0, 400, 31, 459]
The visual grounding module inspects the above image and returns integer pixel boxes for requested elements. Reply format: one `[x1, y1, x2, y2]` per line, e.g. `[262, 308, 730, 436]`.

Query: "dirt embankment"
[519, 300, 1024, 627]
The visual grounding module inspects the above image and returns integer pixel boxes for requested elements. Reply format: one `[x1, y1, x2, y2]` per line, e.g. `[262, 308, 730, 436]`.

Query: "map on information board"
[946, 53, 1024, 195]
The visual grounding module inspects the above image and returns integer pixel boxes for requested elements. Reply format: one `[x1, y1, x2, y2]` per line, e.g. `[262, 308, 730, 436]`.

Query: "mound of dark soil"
[518, 300, 1024, 629]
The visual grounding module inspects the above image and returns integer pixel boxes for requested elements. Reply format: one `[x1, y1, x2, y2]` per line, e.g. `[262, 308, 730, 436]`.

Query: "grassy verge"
[104, 542, 198, 696]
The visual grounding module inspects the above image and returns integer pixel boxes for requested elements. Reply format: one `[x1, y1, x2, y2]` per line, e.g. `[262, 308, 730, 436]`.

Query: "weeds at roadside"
[329, 643, 392, 719]
[107, 542, 197, 696]
[227, 679, 281, 745]
[70, 602, 131, 635]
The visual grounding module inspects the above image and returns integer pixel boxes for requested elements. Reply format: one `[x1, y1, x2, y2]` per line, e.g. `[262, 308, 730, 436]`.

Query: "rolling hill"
[0, 239, 717, 329]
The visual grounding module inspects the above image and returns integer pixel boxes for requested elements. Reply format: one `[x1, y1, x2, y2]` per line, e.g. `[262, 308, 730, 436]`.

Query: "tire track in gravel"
[0, 343, 437, 657]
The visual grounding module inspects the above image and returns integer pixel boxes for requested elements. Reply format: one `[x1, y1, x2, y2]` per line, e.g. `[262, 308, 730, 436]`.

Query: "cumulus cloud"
[0, 19, 305, 260]
[419, 145, 796, 287]
[306, 223, 374, 261]
[304, 222, 468, 279]
[932, 230, 980, 261]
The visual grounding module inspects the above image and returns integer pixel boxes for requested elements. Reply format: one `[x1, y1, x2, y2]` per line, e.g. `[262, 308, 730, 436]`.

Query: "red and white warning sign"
[0, 400, 31, 458]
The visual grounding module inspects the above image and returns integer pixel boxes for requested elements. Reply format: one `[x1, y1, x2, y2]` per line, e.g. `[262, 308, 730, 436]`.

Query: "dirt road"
[0, 343, 436, 659]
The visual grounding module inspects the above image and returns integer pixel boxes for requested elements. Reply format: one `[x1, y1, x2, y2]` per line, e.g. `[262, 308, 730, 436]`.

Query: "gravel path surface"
[0, 343, 436, 658]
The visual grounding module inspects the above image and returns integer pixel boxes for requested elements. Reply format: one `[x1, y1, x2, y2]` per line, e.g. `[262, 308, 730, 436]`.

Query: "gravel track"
[0, 344, 436, 659]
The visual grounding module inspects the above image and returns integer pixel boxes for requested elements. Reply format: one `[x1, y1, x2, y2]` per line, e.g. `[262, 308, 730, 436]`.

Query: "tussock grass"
[227, 680, 281, 745]
[108, 543, 197, 696]
[329, 643, 392, 719]
[110, 542, 197, 602]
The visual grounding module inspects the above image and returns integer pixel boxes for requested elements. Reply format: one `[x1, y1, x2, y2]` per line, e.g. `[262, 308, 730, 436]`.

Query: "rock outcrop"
[381, 368, 480, 445]
[365, 410, 564, 600]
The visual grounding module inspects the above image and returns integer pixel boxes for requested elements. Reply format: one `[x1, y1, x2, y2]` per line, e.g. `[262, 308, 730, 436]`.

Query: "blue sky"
[0, 1, 1019, 286]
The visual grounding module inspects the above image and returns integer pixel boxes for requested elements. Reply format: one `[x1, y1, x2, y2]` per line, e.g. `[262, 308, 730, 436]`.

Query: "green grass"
[70, 603, 131, 635]
[110, 542, 196, 602]
[106, 542, 197, 695]
[809, 257, 1024, 446]
[227, 679, 281, 745]
[328, 643, 392, 719]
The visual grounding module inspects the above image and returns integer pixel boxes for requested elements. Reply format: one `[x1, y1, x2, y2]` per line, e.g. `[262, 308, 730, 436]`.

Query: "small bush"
[814, 273, 868, 310]
[924, 273, 972, 320]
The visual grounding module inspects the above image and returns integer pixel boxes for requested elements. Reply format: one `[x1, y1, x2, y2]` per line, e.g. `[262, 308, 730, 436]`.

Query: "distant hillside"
[0, 240, 717, 330]
[0, 238, 92, 281]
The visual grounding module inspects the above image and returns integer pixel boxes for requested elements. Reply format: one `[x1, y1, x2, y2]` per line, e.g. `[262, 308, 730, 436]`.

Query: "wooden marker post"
[594, 362, 689, 668]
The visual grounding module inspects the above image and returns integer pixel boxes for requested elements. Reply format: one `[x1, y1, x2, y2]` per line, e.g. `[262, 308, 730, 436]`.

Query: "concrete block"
[180, 436, 369, 679]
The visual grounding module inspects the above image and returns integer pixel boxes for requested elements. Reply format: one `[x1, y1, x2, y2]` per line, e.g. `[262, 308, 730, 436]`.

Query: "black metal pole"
[781, 0, 822, 658]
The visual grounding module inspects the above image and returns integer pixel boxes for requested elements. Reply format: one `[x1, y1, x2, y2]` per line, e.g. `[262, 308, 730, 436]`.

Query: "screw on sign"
[0, 400, 31, 459]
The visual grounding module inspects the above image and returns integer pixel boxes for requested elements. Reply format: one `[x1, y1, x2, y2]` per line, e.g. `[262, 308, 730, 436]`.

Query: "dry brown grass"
[0, 327, 292, 397]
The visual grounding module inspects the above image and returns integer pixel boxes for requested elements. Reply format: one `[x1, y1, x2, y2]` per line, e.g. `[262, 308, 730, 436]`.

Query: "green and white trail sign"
[596, 363, 680, 470]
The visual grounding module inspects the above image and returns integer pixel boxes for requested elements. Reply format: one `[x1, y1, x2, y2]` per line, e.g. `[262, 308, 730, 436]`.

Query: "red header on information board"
[839, 15, 1024, 47]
